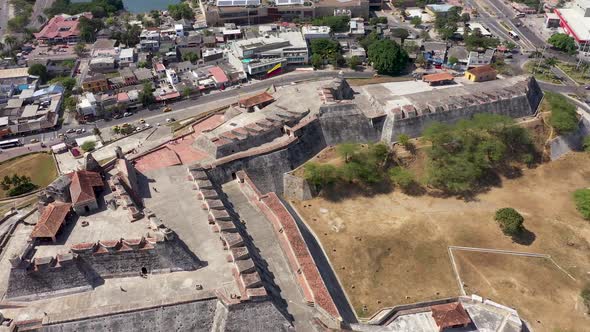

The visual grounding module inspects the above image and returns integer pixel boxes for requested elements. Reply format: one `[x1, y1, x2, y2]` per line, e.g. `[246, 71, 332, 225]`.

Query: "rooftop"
[34, 12, 92, 41]
[0, 68, 29, 80]
[31, 202, 72, 239]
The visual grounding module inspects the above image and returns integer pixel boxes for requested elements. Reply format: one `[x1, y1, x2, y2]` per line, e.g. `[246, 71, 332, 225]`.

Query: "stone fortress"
[0, 74, 543, 331]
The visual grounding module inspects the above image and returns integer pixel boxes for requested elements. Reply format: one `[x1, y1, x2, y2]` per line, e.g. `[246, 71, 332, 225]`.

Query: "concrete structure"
[467, 49, 495, 67]
[69, 170, 104, 215]
[554, 0, 590, 45]
[119, 48, 135, 67]
[302, 25, 331, 40]
[82, 74, 109, 93]
[76, 92, 98, 117]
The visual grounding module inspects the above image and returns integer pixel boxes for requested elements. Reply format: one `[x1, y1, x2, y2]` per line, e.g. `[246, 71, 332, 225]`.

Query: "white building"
[119, 48, 135, 67]
[554, 0, 590, 45]
[166, 69, 180, 85]
[302, 25, 331, 40]
[175, 24, 184, 37]
[77, 92, 98, 116]
[349, 18, 365, 37]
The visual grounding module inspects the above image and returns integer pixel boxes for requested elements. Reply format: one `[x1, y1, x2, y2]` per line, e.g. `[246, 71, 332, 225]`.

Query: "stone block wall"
[318, 104, 383, 145]
[283, 173, 315, 201]
[237, 171, 341, 320]
[6, 256, 95, 301]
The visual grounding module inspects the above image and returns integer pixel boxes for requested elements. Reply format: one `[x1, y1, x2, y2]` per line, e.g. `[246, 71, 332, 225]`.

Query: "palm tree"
[544, 57, 558, 68]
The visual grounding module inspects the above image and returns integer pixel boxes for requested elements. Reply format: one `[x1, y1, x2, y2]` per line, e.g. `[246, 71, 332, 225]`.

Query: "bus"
[0, 139, 21, 149]
[508, 30, 519, 39]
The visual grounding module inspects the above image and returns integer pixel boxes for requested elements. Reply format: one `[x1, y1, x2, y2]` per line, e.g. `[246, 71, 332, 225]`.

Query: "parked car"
[30, 138, 39, 143]
[123, 112, 133, 117]
[66, 128, 75, 133]
[76, 128, 83, 133]
[163, 107, 172, 113]
[113, 114, 123, 119]
[139, 119, 145, 124]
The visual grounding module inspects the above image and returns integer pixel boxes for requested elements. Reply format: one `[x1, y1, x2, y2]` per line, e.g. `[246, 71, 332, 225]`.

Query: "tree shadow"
[512, 228, 536, 246]
[321, 180, 393, 202]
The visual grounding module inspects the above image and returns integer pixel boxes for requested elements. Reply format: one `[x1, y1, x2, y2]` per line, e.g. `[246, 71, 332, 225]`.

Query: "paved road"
[0, 0, 10, 38]
[10, 70, 370, 144]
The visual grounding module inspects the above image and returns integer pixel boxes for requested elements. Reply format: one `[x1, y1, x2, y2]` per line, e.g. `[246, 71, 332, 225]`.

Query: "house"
[82, 74, 109, 93]
[175, 24, 184, 37]
[120, 67, 138, 86]
[422, 72, 454, 85]
[465, 65, 497, 82]
[30, 202, 72, 242]
[69, 170, 104, 215]
[119, 48, 135, 67]
[446, 46, 469, 67]
[430, 302, 471, 331]
[140, 29, 160, 51]
[133, 68, 155, 83]
[209, 66, 228, 88]
[77, 92, 98, 117]
[467, 49, 495, 67]
[423, 42, 448, 65]
[166, 69, 180, 85]
[202, 48, 224, 62]
[34, 12, 93, 44]
[89, 57, 116, 72]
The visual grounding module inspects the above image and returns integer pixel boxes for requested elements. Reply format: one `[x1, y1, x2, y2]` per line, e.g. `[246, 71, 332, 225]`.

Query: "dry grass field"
[0, 153, 57, 198]
[454, 251, 586, 332]
[292, 152, 590, 330]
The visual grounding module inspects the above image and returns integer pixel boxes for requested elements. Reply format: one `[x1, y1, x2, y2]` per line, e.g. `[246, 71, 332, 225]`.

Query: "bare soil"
[292, 152, 590, 329]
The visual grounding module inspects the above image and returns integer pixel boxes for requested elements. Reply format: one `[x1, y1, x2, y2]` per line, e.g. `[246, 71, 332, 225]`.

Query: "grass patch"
[524, 61, 562, 84]
[556, 62, 590, 85]
[0, 153, 57, 199]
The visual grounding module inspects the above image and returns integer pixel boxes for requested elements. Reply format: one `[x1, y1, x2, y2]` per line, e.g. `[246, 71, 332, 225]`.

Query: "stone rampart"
[236, 170, 341, 320]
[283, 173, 315, 201]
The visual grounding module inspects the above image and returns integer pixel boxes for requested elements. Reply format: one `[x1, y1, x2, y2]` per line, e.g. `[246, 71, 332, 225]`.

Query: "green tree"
[461, 13, 470, 23]
[573, 188, 590, 220]
[311, 53, 323, 69]
[448, 56, 459, 65]
[183, 87, 192, 98]
[78, 17, 104, 42]
[548, 33, 578, 54]
[495, 207, 524, 236]
[389, 166, 416, 192]
[391, 28, 410, 42]
[63, 96, 77, 113]
[182, 52, 199, 63]
[311, 16, 350, 33]
[139, 83, 156, 106]
[410, 16, 422, 27]
[81, 141, 96, 152]
[367, 39, 409, 75]
[337, 143, 359, 162]
[544, 56, 558, 68]
[310, 38, 341, 59]
[3, 35, 18, 51]
[167, 2, 194, 20]
[28, 64, 48, 83]
[304, 162, 338, 191]
[359, 31, 380, 51]
[347, 55, 361, 69]
[74, 43, 86, 57]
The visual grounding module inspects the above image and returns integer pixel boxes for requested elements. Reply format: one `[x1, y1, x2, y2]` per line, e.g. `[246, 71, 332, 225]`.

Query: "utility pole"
[533, 44, 547, 74]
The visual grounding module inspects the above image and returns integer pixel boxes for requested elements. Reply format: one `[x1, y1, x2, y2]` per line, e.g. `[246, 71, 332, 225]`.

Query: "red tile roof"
[467, 64, 497, 76]
[238, 92, 274, 109]
[209, 66, 228, 85]
[31, 202, 71, 238]
[431, 302, 471, 329]
[34, 13, 92, 41]
[69, 170, 103, 206]
[422, 72, 454, 83]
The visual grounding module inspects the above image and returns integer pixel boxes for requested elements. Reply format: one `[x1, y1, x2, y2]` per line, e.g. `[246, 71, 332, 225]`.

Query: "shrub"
[389, 167, 415, 191]
[398, 134, 412, 149]
[304, 162, 338, 191]
[81, 141, 96, 152]
[582, 285, 590, 312]
[495, 207, 524, 236]
[7, 182, 37, 197]
[573, 189, 590, 220]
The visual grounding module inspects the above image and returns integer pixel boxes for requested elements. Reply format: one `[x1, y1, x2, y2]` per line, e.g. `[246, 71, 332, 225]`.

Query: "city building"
[82, 74, 109, 93]
[140, 29, 161, 51]
[89, 57, 116, 72]
[77, 92, 99, 117]
[228, 31, 308, 77]
[119, 48, 135, 67]
[69, 170, 104, 215]
[467, 49, 495, 67]
[34, 12, 93, 44]
[554, 0, 590, 45]
[302, 25, 331, 40]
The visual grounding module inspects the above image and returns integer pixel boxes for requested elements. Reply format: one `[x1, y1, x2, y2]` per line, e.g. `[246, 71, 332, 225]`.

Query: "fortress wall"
[216, 127, 284, 158]
[73, 239, 201, 278]
[236, 171, 341, 320]
[193, 135, 220, 157]
[206, 119, 327, 194]
[6, 258, 94, 301]
[384, 93, 538, 141]
[43, 298, 219, 332]
[318, 104, 383, 145]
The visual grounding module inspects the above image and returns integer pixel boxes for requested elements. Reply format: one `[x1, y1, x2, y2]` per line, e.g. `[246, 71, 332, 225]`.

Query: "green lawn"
[524, 61, 562, 84]
[556, 62, 590, 85]
[0, 153, 58, 198]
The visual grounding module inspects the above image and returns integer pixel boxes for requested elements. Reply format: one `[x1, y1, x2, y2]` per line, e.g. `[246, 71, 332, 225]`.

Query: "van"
[514, 13, 525, 18]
